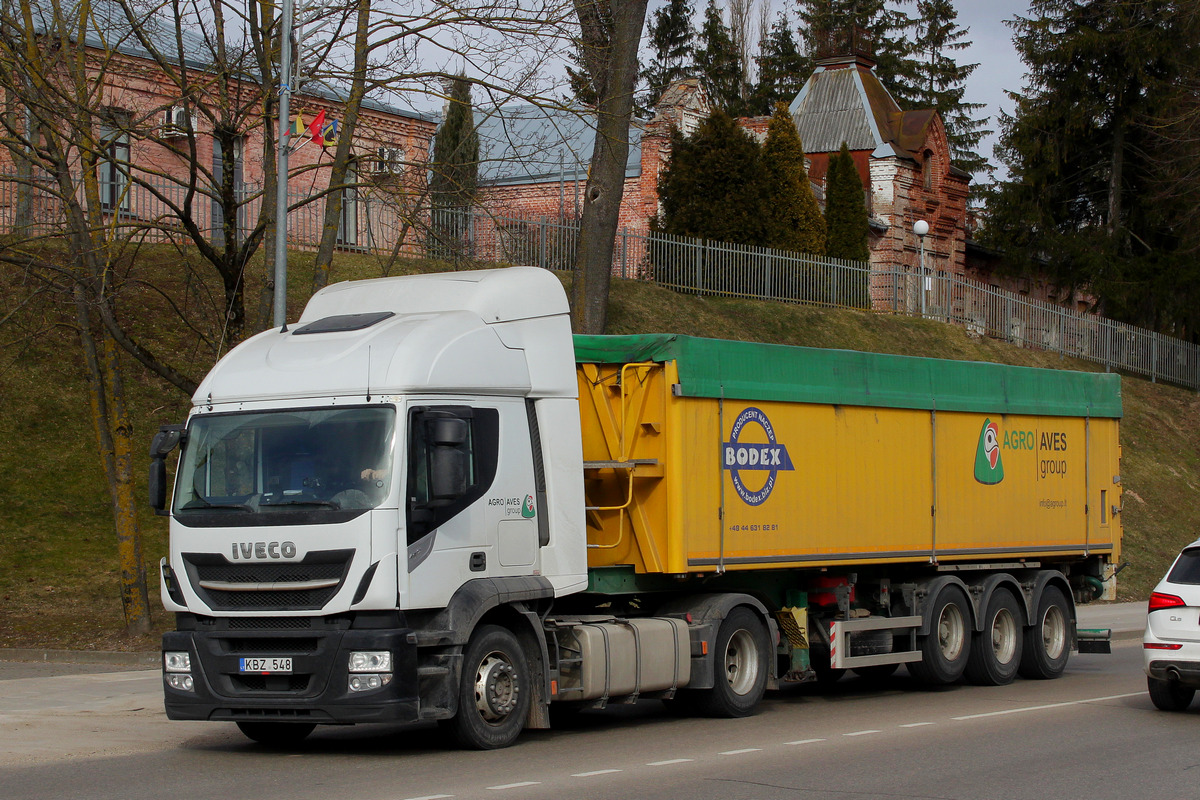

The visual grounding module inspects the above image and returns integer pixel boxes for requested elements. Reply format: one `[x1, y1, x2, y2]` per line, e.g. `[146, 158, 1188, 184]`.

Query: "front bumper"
[162, 617, 422, 725]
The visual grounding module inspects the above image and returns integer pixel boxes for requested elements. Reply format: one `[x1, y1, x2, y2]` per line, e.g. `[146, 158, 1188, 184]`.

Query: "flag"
[307, 110, 326, 146]
[291, 111, 305, 138]
[320, 118, 339, 148]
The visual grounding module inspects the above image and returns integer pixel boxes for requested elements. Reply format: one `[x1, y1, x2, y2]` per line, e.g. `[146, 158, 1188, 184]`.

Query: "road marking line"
[900, 722, 935, 728]
[402, 795, 453, 800]
[785, 738, 826, 746]
[843, 730, 882, 736]
[719, 748, 762, 755]
[952, 692, 1145, 721]
[572, 769, 622, 778]
[647, 758, 694, 766]
[487, 782, 540, 791]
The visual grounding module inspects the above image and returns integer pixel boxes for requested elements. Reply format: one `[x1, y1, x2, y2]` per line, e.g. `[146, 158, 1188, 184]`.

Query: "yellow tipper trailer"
[574, 334, 1122, 683]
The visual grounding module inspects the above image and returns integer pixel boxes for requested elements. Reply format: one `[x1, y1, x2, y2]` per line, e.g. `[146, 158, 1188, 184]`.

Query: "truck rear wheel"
[1018, 585, 1071, 680]
[235, 721, 315, 746]
[909, 585, 971, 686]
[965, 587, 1023, 686]
[447, 625, 530, 749]
[694, 607, 770, 717]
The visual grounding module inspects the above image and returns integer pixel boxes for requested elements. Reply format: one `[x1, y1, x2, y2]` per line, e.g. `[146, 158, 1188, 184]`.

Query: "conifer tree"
[430, 76, 479, 211]
[751, 13, 810, 115]
[694, 0, 746, 114]
[825, 142, 869, 262]
[900, 0, 990, 177]
[794, 0, 916, 102]
[656, 109, 768, 245]
[762, 103, 825, 255]
[641, 0, 695, 111]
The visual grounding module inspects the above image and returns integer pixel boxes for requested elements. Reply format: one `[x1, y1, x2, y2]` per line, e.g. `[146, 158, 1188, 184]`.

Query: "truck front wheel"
[447, 625, 530, 749]
[694, 607, 770, 717]
[909, 585, 972, 686]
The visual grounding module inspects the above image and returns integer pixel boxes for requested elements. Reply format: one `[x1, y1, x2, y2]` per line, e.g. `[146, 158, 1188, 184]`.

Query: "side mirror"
[149, 424, 186, 515]
[149, 458, 168, 514]
[429, 445, 468, 501]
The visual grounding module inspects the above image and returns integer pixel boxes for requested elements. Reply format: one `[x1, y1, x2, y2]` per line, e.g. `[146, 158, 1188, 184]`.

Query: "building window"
[97, 119, 130, 212]
[212, 135, 245, 239]
[922, 149, 934, 190]
[337, 161, 358, 246]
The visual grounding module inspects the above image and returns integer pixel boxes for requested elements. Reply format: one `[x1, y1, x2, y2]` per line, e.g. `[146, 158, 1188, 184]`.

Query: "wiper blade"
[181, 500, 253, 512]
[262, 499, 339, 509]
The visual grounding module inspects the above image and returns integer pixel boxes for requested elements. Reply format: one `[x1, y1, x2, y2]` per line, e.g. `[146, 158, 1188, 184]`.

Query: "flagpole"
[272, 0, 296, 330]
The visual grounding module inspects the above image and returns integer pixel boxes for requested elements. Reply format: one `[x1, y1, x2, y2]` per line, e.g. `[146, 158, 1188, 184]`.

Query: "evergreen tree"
[566, 41, 598, 106]
[657, 109, 768, 246]
[825, 142, 869, 262]
[430, 76, 479, 210]
[900, 0, 991, 177]
[794, 0, 916, 103]
[982, 0, 1195, 335]
[694, 0, 746, 114]
[640, 0, 695, 111]
[762, 102, 825, 255]
[750, 12, 810, 115]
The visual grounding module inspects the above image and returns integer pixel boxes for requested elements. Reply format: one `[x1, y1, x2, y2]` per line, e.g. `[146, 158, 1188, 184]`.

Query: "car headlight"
[348, 651, 392, 672]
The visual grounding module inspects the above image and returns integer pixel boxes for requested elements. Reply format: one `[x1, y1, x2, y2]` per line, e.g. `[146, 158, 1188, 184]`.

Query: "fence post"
[1151, 335, 1158, 384]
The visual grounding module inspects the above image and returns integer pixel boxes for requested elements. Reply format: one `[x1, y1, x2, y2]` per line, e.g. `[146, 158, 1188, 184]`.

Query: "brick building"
[0, 5, 437, 250]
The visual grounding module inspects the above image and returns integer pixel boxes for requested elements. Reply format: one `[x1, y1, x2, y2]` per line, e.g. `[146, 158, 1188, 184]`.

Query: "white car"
[1144, 538, 1200, 711]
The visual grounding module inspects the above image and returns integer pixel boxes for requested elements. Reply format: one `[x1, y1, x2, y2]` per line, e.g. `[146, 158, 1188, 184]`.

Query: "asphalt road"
[2, 603, 1182, 800]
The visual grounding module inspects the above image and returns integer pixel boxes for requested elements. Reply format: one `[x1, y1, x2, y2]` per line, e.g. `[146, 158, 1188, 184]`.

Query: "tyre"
[965, 587, 1024, 686]
[447, 625, 530, 749]
[1148, 675, 1196, 711]
[1018, 584, 1072, 680]
[908, 585, 972, 686]
[235, 721, 316, 746]
[693, 607, 770, 717]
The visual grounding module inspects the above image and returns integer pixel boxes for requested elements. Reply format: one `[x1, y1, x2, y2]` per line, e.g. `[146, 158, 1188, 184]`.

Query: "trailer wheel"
[695, 607, 770, 717]
[909, 585, 971, 686]
[1147, 676, 1196, 711]
[965, 588, 1023, 686]
[447, 625, 530, 749]
[235, 721, 315, 746]
[1018, 585, 1071, 680]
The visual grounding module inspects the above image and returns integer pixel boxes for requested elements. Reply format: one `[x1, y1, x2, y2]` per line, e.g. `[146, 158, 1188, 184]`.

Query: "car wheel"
[909, 585, 972, 686]
[1019, 584, 1072, 680]
[446, 625, 530, 749]
[1147, 675, 1196, 711]
[965, 588, 1024, 686]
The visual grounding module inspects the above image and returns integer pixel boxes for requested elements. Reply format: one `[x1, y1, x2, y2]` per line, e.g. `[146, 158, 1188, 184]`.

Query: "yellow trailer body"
[575, 335, 1122, 580]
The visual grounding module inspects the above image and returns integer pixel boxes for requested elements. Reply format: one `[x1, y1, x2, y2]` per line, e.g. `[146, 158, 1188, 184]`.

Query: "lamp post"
[273, 0, 296, 330]
[913, 219, 929, 318]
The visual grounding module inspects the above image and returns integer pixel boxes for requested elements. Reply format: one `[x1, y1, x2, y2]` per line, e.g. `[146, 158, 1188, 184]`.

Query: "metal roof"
[473, 104, 643, 186]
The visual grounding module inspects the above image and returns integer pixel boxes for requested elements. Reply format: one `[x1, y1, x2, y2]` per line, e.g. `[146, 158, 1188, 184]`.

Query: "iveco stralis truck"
[150, 267, 1123, 749]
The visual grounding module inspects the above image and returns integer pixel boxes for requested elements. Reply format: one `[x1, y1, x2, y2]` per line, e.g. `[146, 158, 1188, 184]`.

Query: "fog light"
[164, 651, 191, 672]
[348, 651, 392, 672]
[166, 674, 195, 692]
[348, 673, 393, 693]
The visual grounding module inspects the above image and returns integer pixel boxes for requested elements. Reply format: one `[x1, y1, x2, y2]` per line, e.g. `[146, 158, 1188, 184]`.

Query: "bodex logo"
[722, 407, 795, 506]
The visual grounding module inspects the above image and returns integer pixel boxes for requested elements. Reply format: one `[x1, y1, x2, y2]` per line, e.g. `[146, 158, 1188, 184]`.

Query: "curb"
[0, 648, 159, 668]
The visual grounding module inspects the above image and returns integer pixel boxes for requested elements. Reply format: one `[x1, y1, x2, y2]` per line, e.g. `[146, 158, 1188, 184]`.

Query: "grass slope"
[1, 256, 1196, 651]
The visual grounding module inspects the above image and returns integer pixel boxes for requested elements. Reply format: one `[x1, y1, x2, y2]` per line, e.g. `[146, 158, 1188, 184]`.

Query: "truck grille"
[182, 549, 353, 612]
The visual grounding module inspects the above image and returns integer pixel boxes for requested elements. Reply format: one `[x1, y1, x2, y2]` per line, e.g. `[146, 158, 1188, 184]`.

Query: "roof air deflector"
[294, 311, 395, 335]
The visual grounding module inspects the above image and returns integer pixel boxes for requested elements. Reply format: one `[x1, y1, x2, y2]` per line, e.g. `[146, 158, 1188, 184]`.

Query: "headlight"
[348, 651, 392, 672]
[164, 651, 191, 673]
[166, 674, 195, 691]
[348, 674, 393, 692]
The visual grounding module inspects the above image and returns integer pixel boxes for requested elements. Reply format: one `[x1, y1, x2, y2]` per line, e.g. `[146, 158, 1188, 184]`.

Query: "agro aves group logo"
[974, 418, 1004, 485]
[522, 494, 536, 519]
[723, 406, 795, 506]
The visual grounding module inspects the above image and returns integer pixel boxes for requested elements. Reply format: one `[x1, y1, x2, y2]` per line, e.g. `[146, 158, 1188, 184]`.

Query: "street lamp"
[914, 219, 929, 318]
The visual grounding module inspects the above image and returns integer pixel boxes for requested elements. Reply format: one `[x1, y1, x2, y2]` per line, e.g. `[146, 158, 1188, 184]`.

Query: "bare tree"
[570, 0, 648, 334]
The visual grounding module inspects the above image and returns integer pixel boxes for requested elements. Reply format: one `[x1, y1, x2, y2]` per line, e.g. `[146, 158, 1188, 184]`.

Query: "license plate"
[239, 657, 292, 674]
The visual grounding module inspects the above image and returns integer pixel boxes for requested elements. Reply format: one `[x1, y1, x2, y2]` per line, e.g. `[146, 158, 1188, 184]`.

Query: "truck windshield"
[173, 406, 396, 521]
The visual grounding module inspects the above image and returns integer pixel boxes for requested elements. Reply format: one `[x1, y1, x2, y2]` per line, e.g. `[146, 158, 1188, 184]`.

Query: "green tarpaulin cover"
[574, 334, 1121, 418]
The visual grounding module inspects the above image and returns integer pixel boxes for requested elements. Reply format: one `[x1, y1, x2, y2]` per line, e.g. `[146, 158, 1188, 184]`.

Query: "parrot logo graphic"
[974, 419, 1004, 485]
[521, 494, 536, 518]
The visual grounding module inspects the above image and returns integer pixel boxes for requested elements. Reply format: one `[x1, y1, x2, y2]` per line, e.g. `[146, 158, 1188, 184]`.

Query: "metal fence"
[3, 174, 1196, 390]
